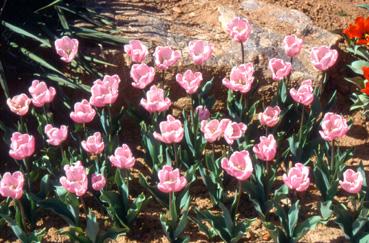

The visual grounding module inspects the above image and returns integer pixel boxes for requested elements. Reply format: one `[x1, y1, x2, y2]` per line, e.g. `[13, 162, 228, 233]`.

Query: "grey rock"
[109, 0, 341, 90]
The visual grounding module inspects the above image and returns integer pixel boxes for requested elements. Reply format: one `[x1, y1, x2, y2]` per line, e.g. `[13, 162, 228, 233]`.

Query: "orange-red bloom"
[343, 17, 369, 45]
[361, 67, 369, 95]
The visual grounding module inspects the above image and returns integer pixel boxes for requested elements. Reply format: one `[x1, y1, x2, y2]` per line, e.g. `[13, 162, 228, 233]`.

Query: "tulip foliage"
[1, 12, 368, 243]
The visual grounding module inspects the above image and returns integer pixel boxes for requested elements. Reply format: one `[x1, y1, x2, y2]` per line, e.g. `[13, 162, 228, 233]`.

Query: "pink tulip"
[140, 85, 171, 113]
[44, 124, 68, 146]
[59, 161, 88, 197]
[176, 70, 203, 94]
[54, 36, 79, 63]
[9, 132, 35, 160]
[310, 46, 338, 71]
[258, 106, 281, 128]
[0, 171, 24, 200]
[200, 119, 223, 143]
[222, 63, 254, 93]
[153, 115, 184, 144]
[70, 99, 96, 124]
[283, 163, 310, 192]
[195, 105, 210, 121]
[109, 144, 136, 169]
[268, 58, 292, 81]
[188, 40, 213, 65]
[289, 79, 314, 106]
[253, 134, 277, 162]
[28, 80, 56, 107]
[157, 165, 187, 193]
[91, 173, 106, 191]
[339, 169, 363, 194]
[319, 112, 349, 141]
[221, 150, 253, 181]
[81, 132, 105, 155]
[226, 16, 252, 43]
[130, 63, 155, 89]
[222, 119, 247, 145]
[283, 35, 303, 57]
[90, 74, 121, 107]
[124, 40, 148, 63]
[6, 93, 31, 116]
[154, 46, 181, 70]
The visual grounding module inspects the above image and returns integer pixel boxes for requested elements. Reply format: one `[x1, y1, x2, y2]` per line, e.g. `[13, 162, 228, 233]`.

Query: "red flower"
[363, 66, 369, 80]
[343, 17, 369, 45]
[361, 67, 369, 95]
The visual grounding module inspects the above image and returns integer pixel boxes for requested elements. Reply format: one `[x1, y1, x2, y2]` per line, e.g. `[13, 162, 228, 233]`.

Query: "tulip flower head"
[7, 93, 31, 116]
[226, 16, 252, 43]
[283, 163, 310, 192]
[195, 105, 210, 121]
[28, 80, 56, 107]
[253, 134, 277, 162]
[130, 63, 155, 89]
[200, 119, 224, 143]
[81, 132, 105, 155]
[310, 46, 338, 71]
[140, 85, 171, 113]
[258, 106, 281, 128]
[157, 165, 187, 193]
[222, 63, 254, 93]
[221, 119, 247, 145]
[44, 124, 68, 146]
[9, 132, 35, 160]
[268, 58, 292, 81]
[153, 115, 184, 144]
[176, 69, 203, 94]
[154, 46, 181, 70]
[289, 79, 314, 106]
[124, 40, 148, 63]
[188, 40, 213, 65]
[339, 169, 363, 194]
[54, 36, 79, 63]
[319, 112, 349, 141]
[91, 173, 106, 191]
[70, 99, 96, 124]
[221, 150, 253, 181]
[283, 35, 303, 57]
[109, 144, 136, 169]
[59, 161, 88, 197]
[90, 74, 121, 107]
[0, 171, 24, 200]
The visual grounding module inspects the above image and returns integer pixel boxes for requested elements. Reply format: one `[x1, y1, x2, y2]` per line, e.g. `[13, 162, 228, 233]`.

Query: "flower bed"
[1, 4, 369, 242]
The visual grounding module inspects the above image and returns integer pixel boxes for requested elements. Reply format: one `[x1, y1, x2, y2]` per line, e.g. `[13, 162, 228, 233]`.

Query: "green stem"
[94, 156, 99, 172]
[240, 42, 245, 64]
[83, 123, 87, 137]
[43, 106, 49, 124]
[330, 140, 335, 173]
[173, 144, 178, 167]
[265, 162, 270, 197]
[298, 106, 304, 143]
[239, 93, 244, 119]
[20, 116, 28, 133]
[15, 199, 28, 232]
[319, 72, 327, 97]
[233, 181, 243, 220]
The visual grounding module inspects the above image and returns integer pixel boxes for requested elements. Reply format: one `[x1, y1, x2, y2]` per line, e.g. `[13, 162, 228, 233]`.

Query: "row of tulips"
[1, 15, 368, 243]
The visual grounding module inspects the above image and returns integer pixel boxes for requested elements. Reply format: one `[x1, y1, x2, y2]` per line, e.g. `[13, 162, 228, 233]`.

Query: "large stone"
[110, 0, 341, 94]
